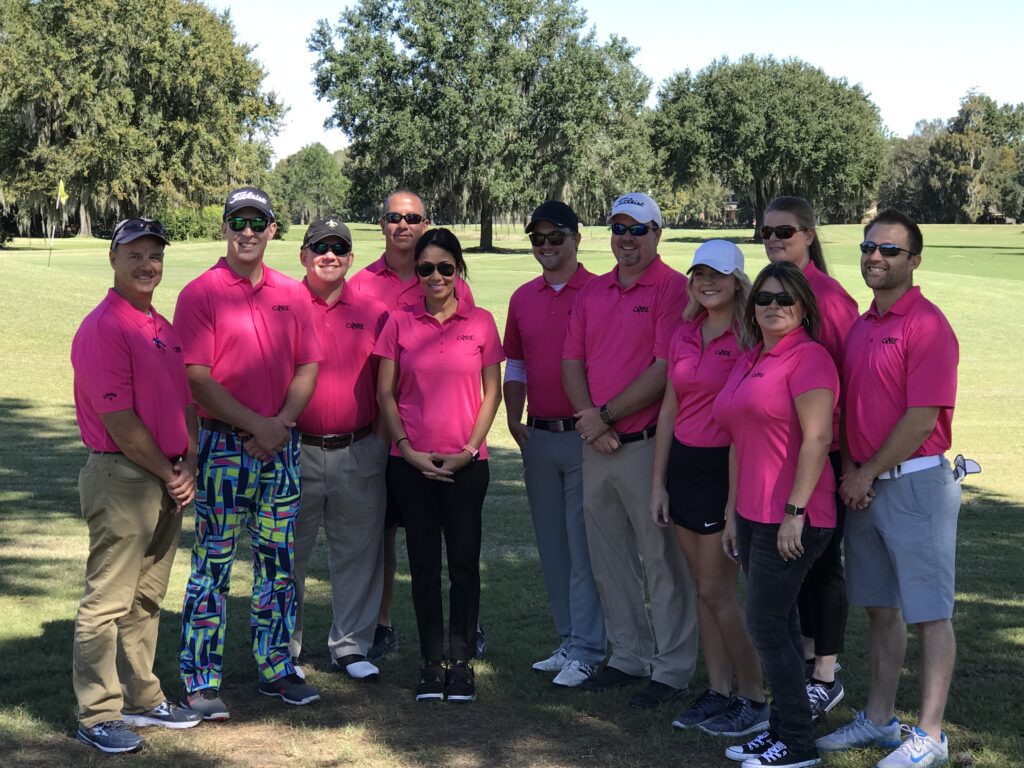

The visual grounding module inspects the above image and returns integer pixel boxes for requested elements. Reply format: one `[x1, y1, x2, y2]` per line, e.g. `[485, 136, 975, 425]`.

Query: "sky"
[209, 0, 1024, 163]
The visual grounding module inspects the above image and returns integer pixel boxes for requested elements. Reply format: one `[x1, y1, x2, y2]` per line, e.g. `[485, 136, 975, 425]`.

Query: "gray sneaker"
[816, 709, 902, 752]
[257, 673, 321, 705]
[672, 688, 732, 729]
[701, 695, 770, 737]
[179, 687, 230, 721]
[122, 700, 202, 729]
[76, 720, 144, 754]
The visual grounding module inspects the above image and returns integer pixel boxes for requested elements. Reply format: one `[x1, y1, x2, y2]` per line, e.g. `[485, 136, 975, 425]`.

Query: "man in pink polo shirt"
[71, 217, 201, 753]
[817, 209, 960, 768]
[562, 192, 698, 708]
[174, 187, 323, 719]
[503, 201, 605, 687]
[290, 216, 390, 683]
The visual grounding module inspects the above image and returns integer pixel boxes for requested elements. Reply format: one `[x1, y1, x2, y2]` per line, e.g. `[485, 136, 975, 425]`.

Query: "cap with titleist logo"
[223, 186, 275, 221]
[610, 192, 662, 228]
[111, 218, 170, 247]
[302, 216, 353, 249]
[688, 239, 745, 276]
[525, 200, 579, 233]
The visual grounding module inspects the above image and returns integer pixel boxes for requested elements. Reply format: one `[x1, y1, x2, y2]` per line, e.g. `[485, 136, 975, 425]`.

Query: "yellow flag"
[56, 179, 68, 208]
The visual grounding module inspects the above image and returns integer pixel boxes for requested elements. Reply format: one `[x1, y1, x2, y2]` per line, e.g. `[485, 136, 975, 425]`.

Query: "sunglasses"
[415, 261, 457, 278]
[860, 241, 916, 257]
[384, 212, 426, 225]
[610, 222, 654, 237]
[309, 242, 351, 256]
[529, 231, 568, 246]
[226, 216, 270, 233]
[753, 290, 797, 307]
[114, 218, 166, 238]
[760, 225, 807, 240]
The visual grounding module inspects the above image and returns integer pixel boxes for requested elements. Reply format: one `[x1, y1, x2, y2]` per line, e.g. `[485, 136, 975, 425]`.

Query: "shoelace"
[566, 660, 595, 676]
[893, 725, 931, 756]
[690, 689, 724, 714]
[742, 730, 773, 751]
[807, 683, 832, 716]
[94, 720, 132, 734]
[759, 741, 789, 762]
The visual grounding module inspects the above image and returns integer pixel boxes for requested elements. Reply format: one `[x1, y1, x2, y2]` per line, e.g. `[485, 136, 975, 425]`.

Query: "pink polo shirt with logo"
[712, 326, 839, 527]
[173, 258, 323, 419]
[296, 280, 389, 435]
[72, 289, 191, 457]
[349, 254, 475, 311]
[374, 298, 505, 458]
[562, 256, 687, 435]
[843, 286, 958, 464]
[503, 264, 595, 419]
[667, 314, 742, 448]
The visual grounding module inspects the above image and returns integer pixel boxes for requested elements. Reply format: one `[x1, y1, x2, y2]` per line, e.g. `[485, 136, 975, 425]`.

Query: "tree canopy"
[270, 143, 350, 225]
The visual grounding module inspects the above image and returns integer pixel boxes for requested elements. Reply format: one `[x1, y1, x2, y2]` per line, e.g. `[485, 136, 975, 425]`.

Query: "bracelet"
[396, 436, 409, 448]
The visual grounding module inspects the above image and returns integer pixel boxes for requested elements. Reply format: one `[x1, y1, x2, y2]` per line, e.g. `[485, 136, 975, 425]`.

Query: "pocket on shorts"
[107, 455, 152, 483]
[908, 465, 961, 521]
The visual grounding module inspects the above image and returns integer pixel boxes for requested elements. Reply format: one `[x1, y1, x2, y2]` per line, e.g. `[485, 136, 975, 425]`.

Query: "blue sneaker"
[76, 720, 143, 754]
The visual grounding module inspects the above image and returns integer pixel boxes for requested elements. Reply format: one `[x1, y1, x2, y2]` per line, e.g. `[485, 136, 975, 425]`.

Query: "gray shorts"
[845, 457, 961, 623]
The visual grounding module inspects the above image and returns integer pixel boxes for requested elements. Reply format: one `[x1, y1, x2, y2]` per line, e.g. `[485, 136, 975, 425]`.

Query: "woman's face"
[763, 210, 814, 269]
[753, 275, 804, 342]
[416, 244, 458, 304]
[689, 265, 738, 313]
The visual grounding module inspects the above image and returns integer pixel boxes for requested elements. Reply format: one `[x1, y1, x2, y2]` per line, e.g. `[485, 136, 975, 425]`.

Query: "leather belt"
[618, 425, 657, 444]
[526, 416, 578, 432]
[301, 425, 373, 450]
[89, 449, 123, 455]
[876, 455, 942, 480]
[200, 417, 243, 435]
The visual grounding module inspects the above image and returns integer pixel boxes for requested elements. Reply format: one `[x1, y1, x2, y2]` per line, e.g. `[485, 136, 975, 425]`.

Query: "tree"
[309, 0, 653, 249]
[0, 0, 283, 237]
[271, 143, 350, 224]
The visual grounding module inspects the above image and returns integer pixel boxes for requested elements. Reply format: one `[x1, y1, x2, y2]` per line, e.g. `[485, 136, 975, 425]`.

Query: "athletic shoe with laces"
[76, 720, 144, 754]
[701, 695, 770, 737]
[672, 688, 732, 729]
[257, 674, 321, 705]
[445, 660, 476, 702]
[179, 687, 230, 721]
[122, 700, 202, 729]
[741, 739, 821, 767]
[416, 660, 445, 701]
[368, 624, 398, 660]
[875, 726, 949, 768]
[552, 659, 596, 687]
[532, 647, 568, 673]
[726, 730, 775, 762]
[816, 709, 902, 752]
[475, 624, 487, 658]
[807, 677, 844, 720]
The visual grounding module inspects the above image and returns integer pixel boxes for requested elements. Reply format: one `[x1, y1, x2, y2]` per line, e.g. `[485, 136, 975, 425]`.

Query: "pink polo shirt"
[349, 254, 475, 311]
[71, 289, 191, 457]
[296, 280, 389, 435]
[843, 286, 958, 464]
[503, 264, 596, 419]
[374, 298, 505, 458]
[667, 314, 742, 448]
[173, 258, 323, 419]
[712, 326, 839, 527]
[562, 256, 687, 435]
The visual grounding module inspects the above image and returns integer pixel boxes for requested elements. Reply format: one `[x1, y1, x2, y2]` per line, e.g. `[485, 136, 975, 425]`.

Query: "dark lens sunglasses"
[226, 216, 269, 233]
[753, 291, 797, 307]
[529, 231, 567, 246]
[860, 241, 916, 257]
[760, 225, 807, 240]
[415, 261, 457, 278]
[114, 218, 166, 239]
[384, 212, 426, 225]
[610, 222, 654, 237]
[309, 242, 351, 256]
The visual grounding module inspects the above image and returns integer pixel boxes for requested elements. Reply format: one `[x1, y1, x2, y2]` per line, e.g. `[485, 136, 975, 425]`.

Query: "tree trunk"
[752, 181, 767, 242]
[76, 201, 93, 238]
[479, 196, 493, 251]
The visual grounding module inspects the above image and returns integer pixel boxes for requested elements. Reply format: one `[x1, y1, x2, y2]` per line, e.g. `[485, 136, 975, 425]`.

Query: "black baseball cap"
[302, 217, 353, 249]
[111, 218, 169, 247]
[223, 186, 276, 221]
[525, 201, 579, 233]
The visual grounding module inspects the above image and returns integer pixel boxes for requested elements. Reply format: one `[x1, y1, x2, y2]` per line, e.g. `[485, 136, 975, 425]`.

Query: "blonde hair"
[683, 267, 752, 328]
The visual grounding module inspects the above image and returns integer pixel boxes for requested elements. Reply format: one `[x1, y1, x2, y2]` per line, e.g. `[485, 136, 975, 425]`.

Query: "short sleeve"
[562, 289, 587, 360]
[653, 272, 687, 358]
[906, 312, 958, 408]
[480, 310, 506, 368]
[173, 283, 215, 367]
[374, 314, 400, 361]
[293, 298, 324, 365]
[502, 292, 524, 360]
[788, 343, 839, 404]
[75, 323, 135, 414]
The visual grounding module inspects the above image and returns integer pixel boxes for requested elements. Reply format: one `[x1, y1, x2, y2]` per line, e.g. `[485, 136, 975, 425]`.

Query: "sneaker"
[415, 660, 445, 701]
[807, 678, 844, 720]
[875, 726, 949, 768]
[331, 654, 380, 681]
[579, 664, 647, 692]
[179, 687, 230, 721]
[257, 674, 321, 705]
[532, 647, 568, 673]
[816, 710, 902, 752]
[76, 720, 144, 754]
[726, 730, 774, 762]
[742, 739, 821, 767]
[672, 688, 732, 729]
[122, 700, 202, 729]
[445, 660, 476, 703]
[552, 659, 596, 688]
[368, 624, 398, 660]
[292, 657, 306, 680]
[475, 624, 487, 658]
[629, 680, 687, 708]
[701, 696, 770, 737]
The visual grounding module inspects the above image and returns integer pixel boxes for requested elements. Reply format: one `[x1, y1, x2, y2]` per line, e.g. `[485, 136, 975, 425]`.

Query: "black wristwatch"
[599, 404, 614, 426]
[784, 503, 805, 517]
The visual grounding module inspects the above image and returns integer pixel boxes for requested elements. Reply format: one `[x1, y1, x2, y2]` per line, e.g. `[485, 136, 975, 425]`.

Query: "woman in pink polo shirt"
[763, 195, 859, 719]
[650, 240, 768, 737]
[713, 261, 838, 768]
[375, 228, 504, 705]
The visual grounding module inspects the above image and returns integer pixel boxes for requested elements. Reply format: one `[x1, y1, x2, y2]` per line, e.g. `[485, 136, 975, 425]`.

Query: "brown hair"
[742, 261, 822, 348]
[765, 196, 829, 276]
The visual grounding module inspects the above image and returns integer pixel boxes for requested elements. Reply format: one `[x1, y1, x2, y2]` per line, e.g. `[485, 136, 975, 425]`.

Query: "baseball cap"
[111, 218, 169, 247]
[302, 217, 353, 249]
[223, 186, 275, 221]
[610, 192, 662, 228]
[689, 239, 745, 275]
[525, 201, 579, 233]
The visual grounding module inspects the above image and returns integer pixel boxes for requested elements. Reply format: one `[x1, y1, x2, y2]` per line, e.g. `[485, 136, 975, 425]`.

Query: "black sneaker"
[700, 695, 770, 737]
[741, 739, 821, 767]
[416, 660, 445, 701]
[257, 674, 321, 705]
[629, 680, 687, 708]
[672, 688, 732, 729]
[579, 665, 647, 692]
[179, 687, 230, 721]
[76, 720, 143, 754]
[122, 700, 202, 729]
[445, 660, 476, 703]
[807, 678, 844, 721]
[725, 729, 774, 762]
[368, 624, 398, 660]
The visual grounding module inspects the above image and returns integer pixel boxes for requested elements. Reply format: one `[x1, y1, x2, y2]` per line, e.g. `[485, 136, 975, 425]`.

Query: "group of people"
[69, 185, 962, 768]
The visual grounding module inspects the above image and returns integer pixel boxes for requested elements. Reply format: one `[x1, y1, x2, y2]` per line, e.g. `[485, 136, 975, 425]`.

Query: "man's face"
[301, 236, 353, 288]
[530, 221, 580, 274]
[861, 222, 920, 293]
[223, 206, 276, 267]
[610, 213, 660, 272]
[380, 192, 428, 254]
[109, 236, 165, 301]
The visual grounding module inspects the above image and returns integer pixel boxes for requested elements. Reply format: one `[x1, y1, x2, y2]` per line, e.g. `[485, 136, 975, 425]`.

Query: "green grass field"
[1, 223, 1022, 767]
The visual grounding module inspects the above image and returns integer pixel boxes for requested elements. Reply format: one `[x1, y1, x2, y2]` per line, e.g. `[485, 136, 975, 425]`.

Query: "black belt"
[89, 449, 123, 455]
[618, 425, 657, 444]
[300, 425, 373, 450]
[200, 417, 244, 435]
[526, 416, 578, 432]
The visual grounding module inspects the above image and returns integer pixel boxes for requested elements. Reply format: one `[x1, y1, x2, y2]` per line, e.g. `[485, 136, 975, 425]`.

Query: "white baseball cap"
[610, 192, 662, 228]
[688, 239, 744, 275]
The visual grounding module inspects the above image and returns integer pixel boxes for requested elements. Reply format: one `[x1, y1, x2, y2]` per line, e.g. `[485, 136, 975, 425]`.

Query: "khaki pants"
[581, 439, 699, 689]
[74, 453, 181, 727]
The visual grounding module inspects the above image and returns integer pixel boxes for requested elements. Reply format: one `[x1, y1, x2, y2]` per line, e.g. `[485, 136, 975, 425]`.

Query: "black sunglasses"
[226, 216, 270, 233]
[860, 241, 917, 257]
[760, 225, 807, 240]
[415, 261, 457, 278]
[384, 212, 426, 225]
[753, 290, 797, 307]
[114, 218, 166, 238]
[309, 242, 351, 256]
[610, 222, 655, 237]
[529, 231, 568, 246]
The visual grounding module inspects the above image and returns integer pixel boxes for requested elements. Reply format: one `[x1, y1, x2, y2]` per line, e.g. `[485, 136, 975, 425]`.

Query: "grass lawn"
[1, 222, 1022, 767]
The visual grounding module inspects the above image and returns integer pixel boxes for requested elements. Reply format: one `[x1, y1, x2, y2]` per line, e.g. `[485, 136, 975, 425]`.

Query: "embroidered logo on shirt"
[346, 322, 365, 330]
[714, 349, 732, 357]
[632, 306, 650, 313]
[457, 334, 476, 341]
[882, 337, 899, 345]
[173, 345, 183, 353]
[272, 305, 290, 312]
[749, 372, 765, 378]
[103, 392, 118, 401]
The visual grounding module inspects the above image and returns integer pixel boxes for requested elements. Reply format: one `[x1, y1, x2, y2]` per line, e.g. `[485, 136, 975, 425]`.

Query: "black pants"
[737, 515, 831, 753]
[797, 451, 848, 656]
[387, 457, 489, 662]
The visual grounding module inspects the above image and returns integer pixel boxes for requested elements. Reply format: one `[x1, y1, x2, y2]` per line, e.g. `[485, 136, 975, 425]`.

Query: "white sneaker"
[816, 710, 902, 752]
[552, 659, 596, 687]
[531, 647, 568, 673]
[876, 726, 949, 768]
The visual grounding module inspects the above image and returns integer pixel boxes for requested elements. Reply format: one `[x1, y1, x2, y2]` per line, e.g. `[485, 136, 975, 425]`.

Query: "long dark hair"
[414, 228, 468, 279]
[742, 261, 822, 348]
[765, 195, 829, 276]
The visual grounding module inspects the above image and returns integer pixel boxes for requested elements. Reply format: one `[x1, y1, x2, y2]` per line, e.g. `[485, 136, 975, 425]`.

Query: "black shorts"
[666, 439, 729, 535]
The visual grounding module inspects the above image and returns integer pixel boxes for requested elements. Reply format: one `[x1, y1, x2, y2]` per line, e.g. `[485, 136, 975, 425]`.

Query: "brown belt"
[300, 425, 373, 450]
[526, 416, 578, 432]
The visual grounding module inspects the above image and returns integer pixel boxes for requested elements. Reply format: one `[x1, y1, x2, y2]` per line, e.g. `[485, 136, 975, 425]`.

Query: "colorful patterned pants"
[179, 428, 301, 691]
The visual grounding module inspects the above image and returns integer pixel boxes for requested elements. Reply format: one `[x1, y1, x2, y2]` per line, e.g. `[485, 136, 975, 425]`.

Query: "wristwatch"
[599, 404, 614, 426]
[462, 444, 480, 462]
[784, 503, 805, 517]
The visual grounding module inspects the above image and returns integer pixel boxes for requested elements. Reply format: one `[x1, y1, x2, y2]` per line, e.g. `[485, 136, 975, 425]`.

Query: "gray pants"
[291, 433, 388, 661]
[521, 427, 606, 666]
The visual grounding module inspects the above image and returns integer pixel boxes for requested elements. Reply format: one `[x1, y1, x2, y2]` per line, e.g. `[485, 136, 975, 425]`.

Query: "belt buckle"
[891, 464, 903, 479]
[550, 419, 566, 433]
